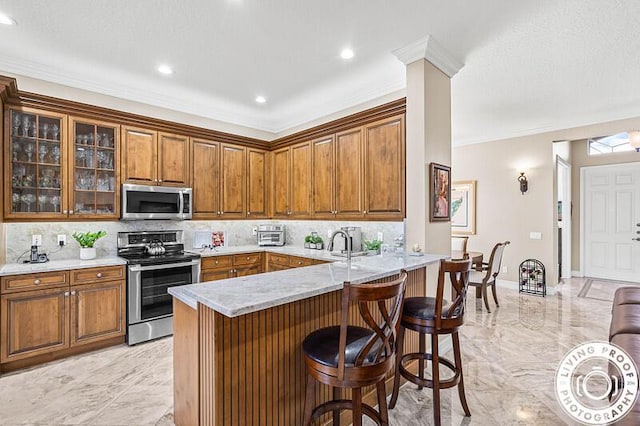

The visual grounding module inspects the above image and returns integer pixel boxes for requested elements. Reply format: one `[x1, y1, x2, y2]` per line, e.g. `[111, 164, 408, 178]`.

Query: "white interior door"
[583, 163, 640, 282]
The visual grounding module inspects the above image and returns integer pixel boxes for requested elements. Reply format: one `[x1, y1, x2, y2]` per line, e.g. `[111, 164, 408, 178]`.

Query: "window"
[588, 132, 636, 155]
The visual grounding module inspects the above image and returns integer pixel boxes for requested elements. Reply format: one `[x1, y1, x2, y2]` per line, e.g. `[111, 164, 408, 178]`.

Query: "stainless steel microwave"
[121, 184, 192, 220]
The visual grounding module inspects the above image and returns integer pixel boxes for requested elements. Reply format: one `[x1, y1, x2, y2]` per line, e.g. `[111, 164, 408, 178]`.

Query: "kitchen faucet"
[327, 229, 352, 263]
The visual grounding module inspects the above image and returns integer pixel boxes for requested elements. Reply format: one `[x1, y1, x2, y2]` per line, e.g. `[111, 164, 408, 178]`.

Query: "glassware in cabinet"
[70, 119, 119, 217]
[8, 108, 65, 216]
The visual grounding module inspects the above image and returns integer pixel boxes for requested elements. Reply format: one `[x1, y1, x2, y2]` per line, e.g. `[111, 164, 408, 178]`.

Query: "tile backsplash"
[4, 220, 404, 263]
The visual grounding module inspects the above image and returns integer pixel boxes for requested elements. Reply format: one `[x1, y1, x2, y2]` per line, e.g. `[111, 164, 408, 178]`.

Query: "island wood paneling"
[187, 267, 426, 425]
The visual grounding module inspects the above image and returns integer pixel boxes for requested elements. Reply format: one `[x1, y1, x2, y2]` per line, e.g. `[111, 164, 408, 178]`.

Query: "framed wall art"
[451, 180, 476, 234]
[429, 162, 451, 222]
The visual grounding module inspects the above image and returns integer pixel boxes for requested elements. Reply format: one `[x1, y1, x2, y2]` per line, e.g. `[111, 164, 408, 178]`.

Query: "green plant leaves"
[72, 230, 107, 248]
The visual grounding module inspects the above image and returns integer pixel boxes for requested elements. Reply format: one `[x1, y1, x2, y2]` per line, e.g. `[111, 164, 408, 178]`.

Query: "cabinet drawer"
[233, 253, 262, 266]
[268, 253, 290, 266]
[289, 256, 314, 268]
[70, 266, 125, 285]
[202, 256, 233, 270]
[1, 271, 69, 294]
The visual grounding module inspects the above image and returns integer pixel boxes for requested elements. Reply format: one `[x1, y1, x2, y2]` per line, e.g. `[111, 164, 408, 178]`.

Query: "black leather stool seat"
[613, 287, 640, 306]
[403, 297, 453, 321]
[302, 326, 379, 368]
[610, 304, 640, 340]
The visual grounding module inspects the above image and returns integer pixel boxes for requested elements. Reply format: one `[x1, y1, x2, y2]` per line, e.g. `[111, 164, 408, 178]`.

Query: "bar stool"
[389, 259, 472, 425]
[302, 271, 408, 426]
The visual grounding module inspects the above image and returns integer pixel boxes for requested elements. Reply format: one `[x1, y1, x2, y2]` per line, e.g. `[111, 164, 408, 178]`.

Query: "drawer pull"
[96, 273, 103, 278]
[246, 256, 250, 260]
[34, 279, 41, 284]
[215, 260, 219, 265]
[71, 290, 76, 296]
[64, 291, 70, 297]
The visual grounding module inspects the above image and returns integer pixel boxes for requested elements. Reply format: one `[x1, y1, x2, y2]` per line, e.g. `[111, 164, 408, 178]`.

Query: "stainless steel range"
[118, 230, 200, 345]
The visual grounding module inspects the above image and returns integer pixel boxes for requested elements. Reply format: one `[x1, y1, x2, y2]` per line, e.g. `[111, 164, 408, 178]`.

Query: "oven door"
[127, 259, 200, 325]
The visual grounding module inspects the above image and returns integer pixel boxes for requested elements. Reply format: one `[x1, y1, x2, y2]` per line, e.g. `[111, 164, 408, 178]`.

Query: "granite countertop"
[0, 257, 127, 276]
[170, 248, 445, 317]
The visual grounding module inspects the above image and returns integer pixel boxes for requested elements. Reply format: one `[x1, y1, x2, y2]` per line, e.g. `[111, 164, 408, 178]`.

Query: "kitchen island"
[169, 249, 445, 425]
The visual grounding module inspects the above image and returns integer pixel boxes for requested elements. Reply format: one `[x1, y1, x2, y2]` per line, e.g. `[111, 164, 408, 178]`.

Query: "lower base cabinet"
[200, 253, 263, 282]
[0, 266, 126, 370]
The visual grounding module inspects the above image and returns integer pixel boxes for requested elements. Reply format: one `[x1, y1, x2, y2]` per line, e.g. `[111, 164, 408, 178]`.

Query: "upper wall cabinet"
[121, 128, 189, 187]
[363, 115, 405, 219]
[272, 141, 312, 218]
[191, 140, 266, 219]
[246, 148, 269, 218]
[5, 107, 68, 219]
[69, 117, 120, 219]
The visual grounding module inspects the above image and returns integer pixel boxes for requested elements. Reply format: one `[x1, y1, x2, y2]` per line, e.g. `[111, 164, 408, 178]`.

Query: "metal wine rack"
[519, 259, 546, 297]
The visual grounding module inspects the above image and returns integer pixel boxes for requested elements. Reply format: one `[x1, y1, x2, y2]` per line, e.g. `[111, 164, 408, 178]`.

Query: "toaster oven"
[257, 224, 286, 246]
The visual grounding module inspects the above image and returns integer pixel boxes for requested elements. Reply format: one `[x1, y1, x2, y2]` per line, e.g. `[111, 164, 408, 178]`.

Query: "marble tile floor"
[0, 277, 632, 425]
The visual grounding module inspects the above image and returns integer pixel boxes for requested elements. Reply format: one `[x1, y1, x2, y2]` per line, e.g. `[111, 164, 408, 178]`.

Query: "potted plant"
[310, 235, 324, 250]
[364, 239, 382, 255]
[72, 230, 107, 260]
[304, 235, 312, 249]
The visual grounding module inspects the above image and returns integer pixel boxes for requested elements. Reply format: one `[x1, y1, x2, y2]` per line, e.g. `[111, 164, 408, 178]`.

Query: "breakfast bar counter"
[169, 250, 445, 425]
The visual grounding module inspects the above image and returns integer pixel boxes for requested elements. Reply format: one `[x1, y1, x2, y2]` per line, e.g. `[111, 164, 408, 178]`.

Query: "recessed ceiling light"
[0, 13, 17, 26]
[255, 96, 266, 104]
[157, 64, 174, 75]
[340, 48, 354, 60]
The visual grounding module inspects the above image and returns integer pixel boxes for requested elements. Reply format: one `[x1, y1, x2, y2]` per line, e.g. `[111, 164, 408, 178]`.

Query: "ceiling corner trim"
[392, 35, 464, 78]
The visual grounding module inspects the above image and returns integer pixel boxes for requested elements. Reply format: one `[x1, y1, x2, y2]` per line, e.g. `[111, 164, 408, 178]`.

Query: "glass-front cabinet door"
[69, 117, 119, 219]
[6, 107, 67, 218]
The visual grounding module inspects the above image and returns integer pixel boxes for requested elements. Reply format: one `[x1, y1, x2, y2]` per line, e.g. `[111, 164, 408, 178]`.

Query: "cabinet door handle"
[63, 210, 68, 214]
[363, 210, 367, 214]
[69, 210, 74, 214]
[96, 272, 103, 278]
[158, 179, 163, 183]
[247, 211, 251, 215]
[34, 279, 41, 285]
[71, 290, 76, 296]
[64, 291, 70, 297]
[221, 211, 224, 214]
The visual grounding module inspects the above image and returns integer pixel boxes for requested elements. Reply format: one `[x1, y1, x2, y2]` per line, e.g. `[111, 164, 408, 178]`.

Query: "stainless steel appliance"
[333, 226, 363, 252]
[121, 183, 192, 220]
[118, 230, 200, 345]
[257, 224, 286, 246]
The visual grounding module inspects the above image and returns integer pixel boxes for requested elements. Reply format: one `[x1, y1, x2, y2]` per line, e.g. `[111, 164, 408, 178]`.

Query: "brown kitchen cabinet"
[246, 148, 269, 218]
[190, 140, 251, 219]
[121, 127, 189, 187]
[0, 266, 126, 369]
[363, 115, 405, 219]
[200, 253, 263, 282]
[69, 117, 120, 219]
[4, 106, 68, 219]
[311, 127, 364, 219]
[272, 141, 311, 218]
[266, 253, 323, 272]
[1, 286, 70, 363]
[71, 280, 126, 346]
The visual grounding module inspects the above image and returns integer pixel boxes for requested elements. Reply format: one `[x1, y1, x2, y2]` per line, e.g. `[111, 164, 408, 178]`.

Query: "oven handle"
[129, 259, 200, 272]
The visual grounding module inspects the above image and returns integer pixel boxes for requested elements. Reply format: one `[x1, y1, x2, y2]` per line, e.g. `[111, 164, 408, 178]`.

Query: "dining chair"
[468, 241, 510, 312]
[451, 236, 469, 253]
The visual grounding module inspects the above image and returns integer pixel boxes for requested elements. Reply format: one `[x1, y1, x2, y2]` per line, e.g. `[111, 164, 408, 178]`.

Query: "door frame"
[580, 161, 640, 279]
[556, 156, 572, 280]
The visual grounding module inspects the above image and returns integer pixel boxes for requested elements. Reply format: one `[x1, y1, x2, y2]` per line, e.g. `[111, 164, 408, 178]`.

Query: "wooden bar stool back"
[389, 259, 472, 426]
[302, 271, 408, 426]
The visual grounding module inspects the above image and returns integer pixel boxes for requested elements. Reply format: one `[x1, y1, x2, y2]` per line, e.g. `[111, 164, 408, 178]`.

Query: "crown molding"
[392, 35, 464, 78]
[0, 75, 18, 103]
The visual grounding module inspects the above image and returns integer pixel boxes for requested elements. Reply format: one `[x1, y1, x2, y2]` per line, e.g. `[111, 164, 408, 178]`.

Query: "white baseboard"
[495, 279, 557, 296]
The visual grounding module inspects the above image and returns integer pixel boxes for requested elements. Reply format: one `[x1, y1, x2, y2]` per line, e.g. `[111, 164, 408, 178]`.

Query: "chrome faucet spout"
[328, 230, 352, 263]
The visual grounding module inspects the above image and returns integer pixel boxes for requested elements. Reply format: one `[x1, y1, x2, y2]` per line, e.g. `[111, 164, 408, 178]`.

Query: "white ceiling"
[1, 0, 639, 145]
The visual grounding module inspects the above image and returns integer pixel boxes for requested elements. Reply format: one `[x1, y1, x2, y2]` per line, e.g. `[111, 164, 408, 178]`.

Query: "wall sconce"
[629, 130, 640, 152]
[518, 172, 528, 194]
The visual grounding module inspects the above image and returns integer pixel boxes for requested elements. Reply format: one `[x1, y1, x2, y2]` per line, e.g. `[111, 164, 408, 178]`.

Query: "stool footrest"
[312, 399, 383, 425]
[399, 352, 461, 390]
